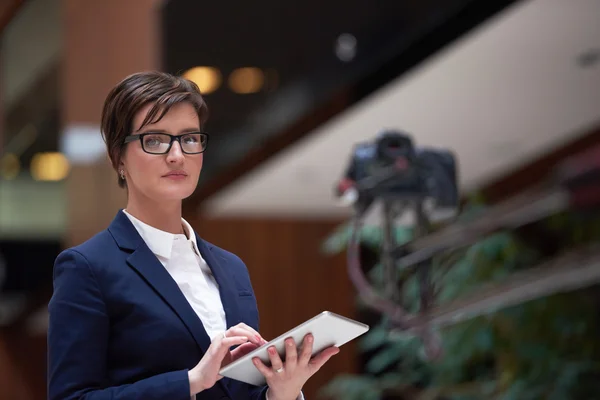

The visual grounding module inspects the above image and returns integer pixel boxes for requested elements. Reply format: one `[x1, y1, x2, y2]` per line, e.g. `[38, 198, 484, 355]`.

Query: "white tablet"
[219, 311, 370, 386]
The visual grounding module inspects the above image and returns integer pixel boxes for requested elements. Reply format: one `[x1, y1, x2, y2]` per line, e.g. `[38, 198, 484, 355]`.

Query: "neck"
[125, 192, 183, 235]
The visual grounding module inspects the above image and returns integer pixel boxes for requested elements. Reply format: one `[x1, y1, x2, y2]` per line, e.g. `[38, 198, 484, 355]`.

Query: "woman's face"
[120, 102, 203, 203]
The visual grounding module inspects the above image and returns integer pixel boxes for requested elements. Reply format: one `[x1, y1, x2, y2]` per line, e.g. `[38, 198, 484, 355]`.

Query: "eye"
[182, 135, 199, 144]
[144, 134, 168, 147]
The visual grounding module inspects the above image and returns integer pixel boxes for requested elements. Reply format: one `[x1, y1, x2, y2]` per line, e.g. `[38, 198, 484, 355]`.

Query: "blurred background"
[1, 0, 600, 399]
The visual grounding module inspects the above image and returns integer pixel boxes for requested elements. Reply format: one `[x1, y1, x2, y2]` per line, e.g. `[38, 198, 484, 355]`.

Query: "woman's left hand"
[252, 333, 339, 400]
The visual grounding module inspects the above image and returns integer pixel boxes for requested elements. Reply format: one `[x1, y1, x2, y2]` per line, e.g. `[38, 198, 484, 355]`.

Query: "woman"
[47, 71, 339, 400]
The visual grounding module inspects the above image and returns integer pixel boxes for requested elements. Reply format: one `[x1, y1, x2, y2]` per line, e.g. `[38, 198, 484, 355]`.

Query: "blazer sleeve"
[47, 249, 191, 400]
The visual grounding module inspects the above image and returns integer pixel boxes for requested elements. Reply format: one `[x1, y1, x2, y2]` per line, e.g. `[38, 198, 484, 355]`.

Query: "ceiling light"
[183, 66, 222, 94]
[335, 33, 357, 62]
[30, 152, 70, 181]
[228, 67, 265, 94]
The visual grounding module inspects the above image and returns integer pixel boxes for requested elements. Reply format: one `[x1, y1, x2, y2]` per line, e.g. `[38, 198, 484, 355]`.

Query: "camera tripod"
[346, 144, 600, 359]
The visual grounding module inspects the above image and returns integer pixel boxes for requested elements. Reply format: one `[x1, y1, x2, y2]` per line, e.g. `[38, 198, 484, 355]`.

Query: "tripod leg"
[382, 200, 400, 302]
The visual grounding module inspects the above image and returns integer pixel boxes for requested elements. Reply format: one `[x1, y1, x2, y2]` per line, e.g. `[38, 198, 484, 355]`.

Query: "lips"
[162, 170, 188, 177]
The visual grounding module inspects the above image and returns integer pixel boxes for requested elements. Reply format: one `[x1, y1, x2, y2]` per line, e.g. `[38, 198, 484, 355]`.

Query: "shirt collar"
[181, 217, 200, 255]
[122, 209, 198, 259]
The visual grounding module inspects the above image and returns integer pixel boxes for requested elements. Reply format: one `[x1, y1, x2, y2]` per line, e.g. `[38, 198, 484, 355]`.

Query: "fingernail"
[307, 335, 313, 343]
[269, 347, 276, 354]
[255, 335, 262, 342]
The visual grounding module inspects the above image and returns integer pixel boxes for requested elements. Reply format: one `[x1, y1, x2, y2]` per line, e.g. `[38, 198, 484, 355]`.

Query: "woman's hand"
[252, 334, 340, 400]
[188, 323, 268, 396]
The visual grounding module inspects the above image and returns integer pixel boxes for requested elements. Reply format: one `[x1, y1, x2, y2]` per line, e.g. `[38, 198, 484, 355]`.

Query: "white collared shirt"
[123, 210, 303, 400]
[123, 210, 226, 341]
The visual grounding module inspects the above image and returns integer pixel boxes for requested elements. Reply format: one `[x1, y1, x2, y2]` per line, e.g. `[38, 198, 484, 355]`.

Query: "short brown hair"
[100, 71, 209, 188]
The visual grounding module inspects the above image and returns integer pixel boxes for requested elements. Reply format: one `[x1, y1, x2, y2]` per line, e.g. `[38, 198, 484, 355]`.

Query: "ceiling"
[202, 0, 600, 219]
[162, 0, 493, 186]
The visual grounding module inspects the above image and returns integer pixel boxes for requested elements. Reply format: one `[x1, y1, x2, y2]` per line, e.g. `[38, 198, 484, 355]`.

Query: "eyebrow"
[136, 128, 201, 134]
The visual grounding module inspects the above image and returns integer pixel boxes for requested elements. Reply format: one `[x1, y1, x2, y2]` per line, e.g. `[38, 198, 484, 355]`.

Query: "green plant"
[320, 201, 600, 400]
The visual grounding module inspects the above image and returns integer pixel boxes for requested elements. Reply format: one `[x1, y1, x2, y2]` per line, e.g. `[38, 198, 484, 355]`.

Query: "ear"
[118, 152, 127, 169]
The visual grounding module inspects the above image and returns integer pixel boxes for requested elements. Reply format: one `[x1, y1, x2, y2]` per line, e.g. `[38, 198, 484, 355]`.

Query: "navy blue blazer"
[48, 210, 268, 400]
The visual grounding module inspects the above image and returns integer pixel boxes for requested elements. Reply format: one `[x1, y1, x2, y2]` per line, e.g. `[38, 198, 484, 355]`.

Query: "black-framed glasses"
[124, 132, 209, 155]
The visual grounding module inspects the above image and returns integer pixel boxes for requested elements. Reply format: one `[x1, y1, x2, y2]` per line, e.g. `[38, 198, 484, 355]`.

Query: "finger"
[226, 327, 264, 346]
[216, 336, 249, 355]
[230, 342, 260, 360]
[284, 337, 298, 367]
[299, 333, 314, 364]
[235, 323, 266, 344]
[308, 346, 340, 373]
[252, 357, 274, 380]
[210, 336, 249, 370]
[267, 346, 284, 371]
[224, 328, 260, 346]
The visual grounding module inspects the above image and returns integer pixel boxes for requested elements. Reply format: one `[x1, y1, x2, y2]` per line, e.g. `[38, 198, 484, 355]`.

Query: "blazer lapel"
[127, 248, 213, 354]
[108, 211, 212, 355]
[195, 235, 242, 329]
[194, 237, 245, 393]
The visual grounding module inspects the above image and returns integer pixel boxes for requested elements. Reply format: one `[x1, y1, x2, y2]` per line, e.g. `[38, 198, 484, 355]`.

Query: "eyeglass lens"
[142, 133, 206, 154]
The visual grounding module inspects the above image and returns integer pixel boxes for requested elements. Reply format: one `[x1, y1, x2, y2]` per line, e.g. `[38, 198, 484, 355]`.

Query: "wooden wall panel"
[189, 215, 358, 399]
[0, 333, 31, 400]
[0, 329, 46, 400]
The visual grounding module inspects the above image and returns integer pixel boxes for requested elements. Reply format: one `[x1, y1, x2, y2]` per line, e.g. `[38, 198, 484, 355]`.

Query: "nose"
[166, 141, 185, 164]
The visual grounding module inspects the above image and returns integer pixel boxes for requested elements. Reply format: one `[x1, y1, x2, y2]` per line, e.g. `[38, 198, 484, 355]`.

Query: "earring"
[119, 170, 125, 180]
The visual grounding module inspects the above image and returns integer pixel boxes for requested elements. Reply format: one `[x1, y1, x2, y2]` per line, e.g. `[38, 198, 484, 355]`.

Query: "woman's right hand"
[188, 323, 267, 395]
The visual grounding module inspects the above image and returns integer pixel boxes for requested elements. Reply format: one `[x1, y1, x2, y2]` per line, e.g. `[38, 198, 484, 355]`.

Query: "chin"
[154, 182, 197, 202]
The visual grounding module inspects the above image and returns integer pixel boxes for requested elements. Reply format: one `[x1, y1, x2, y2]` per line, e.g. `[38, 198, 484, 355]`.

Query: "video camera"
[335, 129, 460, 222]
